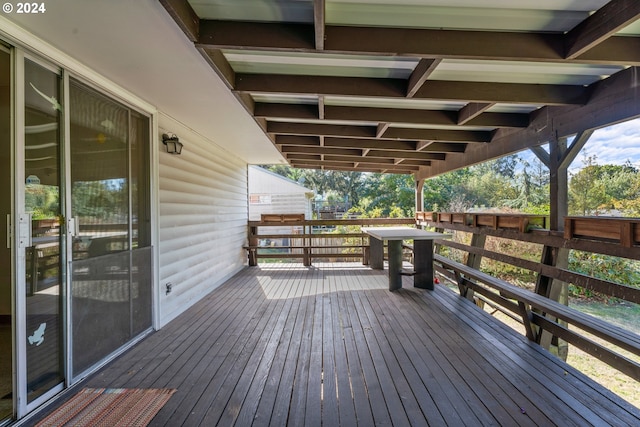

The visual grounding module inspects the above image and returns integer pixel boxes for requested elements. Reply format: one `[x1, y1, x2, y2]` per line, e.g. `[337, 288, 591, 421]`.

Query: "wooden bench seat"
[434, 253, 640, 382]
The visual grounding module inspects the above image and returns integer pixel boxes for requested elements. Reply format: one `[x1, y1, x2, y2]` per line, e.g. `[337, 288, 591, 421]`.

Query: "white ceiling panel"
[432, 60, 625, 85]
[325, 96, 466, 110]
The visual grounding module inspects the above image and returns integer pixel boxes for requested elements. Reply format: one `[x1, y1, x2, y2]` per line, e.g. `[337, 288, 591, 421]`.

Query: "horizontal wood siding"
[158, 117, 248, 326]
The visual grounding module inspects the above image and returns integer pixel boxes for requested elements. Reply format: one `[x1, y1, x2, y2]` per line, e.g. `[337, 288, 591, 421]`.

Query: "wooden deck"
[50, 263, 640, 426]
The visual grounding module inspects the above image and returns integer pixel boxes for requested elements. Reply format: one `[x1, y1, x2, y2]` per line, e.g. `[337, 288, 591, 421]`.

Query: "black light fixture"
[162, 133, 183, 155]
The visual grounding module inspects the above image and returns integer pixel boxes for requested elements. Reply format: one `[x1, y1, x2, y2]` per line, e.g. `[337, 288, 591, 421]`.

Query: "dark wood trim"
[159, 0, 199, 42]
[236, 74, 587, 105]
[418, 67, 640, 179]
[195, 20, 640, 65]
[458, 103, 494, 125]
[383, 127, 492, 143]
[406, 58, 441, 98]
[564, 0, 640, 59]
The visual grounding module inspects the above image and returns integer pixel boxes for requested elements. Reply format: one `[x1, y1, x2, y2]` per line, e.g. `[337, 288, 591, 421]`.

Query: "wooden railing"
[246, 215, 414, 266]
[246, 212, 640, 381]
[416, 211, 640, 383]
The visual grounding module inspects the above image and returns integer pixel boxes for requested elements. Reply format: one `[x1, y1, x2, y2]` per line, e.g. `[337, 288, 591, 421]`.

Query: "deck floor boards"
[48, 263, 640, 426]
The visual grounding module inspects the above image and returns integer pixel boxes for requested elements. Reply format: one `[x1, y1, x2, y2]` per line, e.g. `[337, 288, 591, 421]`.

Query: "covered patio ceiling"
[161, 0, 640, 176]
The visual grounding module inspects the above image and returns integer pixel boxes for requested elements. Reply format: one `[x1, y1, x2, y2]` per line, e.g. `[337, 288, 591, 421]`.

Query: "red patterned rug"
[36, 388, 176, 426]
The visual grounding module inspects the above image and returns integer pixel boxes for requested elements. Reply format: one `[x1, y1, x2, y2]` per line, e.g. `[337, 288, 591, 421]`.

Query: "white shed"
[248, 166, 314, 221]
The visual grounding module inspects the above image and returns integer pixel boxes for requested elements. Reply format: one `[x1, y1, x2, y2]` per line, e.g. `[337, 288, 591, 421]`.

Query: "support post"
[415, 177, 425, 215]
[248, 225, 258, 266]
[463, 233, 486, 304]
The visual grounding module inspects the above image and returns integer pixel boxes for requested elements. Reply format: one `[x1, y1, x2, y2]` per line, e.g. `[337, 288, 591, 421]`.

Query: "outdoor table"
[362, 226, 450, 291]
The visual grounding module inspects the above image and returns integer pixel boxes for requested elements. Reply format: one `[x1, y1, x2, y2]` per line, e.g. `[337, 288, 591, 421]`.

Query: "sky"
[518, 117, 640, 173]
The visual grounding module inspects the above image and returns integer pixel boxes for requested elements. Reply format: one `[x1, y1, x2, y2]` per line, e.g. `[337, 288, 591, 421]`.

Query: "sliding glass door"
[10, 49, 152, 420]
[0, 45, 14, 424]
[22, 58, 64, 405]
[69, 79, 152, 377]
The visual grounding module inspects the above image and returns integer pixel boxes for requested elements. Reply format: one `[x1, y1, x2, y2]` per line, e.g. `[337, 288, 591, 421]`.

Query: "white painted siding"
[158, 115, 248, 327]
[248, 166, 313, 222]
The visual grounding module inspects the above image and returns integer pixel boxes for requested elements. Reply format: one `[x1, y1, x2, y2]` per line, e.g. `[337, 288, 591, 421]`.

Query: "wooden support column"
[462, 234, 486, 303]
[533, 131, 591, 359]
[415, 178, 425, 228]
[248, 225, 258, 266]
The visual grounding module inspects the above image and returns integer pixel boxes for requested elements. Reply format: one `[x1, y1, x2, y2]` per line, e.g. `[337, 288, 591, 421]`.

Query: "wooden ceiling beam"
[458, 102, 494, 125]
[324, 105, 528, 128]
[255, 103, 319, 119]
[267, 121, 376, 138]
[290, 161, 416, 174]
[376, 123, 390, 138]
[292, 158, 419, 169]
[407, 58, 441, 98]
[275, 135, 321, 146]
[198, 20, 315, 50]
[269, 121, 488, 143]
[280, 145, 445, 160]
[565, 0, 640, 59]
[366, 150, 446, 161]
[159, 0, 199, 42]
[383, 128, 492, 143]
[325, 106, 456, 126]
[323, 137, 416, 151]
[236, 74, 587, 105]
[418, 66, 640, 180]
[236, 74, 406, 98]
[281, 145, 363, 156]
[195, 20, 640, 65]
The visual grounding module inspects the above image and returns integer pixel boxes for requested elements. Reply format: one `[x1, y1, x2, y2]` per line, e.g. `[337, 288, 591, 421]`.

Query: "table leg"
[388, 239, 403, 291]
[369, 237, 384, 270]
[414, 240, 434, 290]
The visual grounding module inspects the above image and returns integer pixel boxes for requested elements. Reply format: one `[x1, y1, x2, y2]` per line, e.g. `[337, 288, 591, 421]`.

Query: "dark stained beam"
[275, 135, 320, 146]
[280, 145, 446, 161]
[565, 0, 640, 59]
[383, 127, 492, 143]
[407, 58, 442, 97]
[324, 105, 528, 128]
[314, 0, 325, 50]
[323, 137, 416, 151]
[236, 74, 406, 98]
[159, 0, 199, 42]
[559, 129, 594, 169]
[237, 74, 587, 105]
[200, 48, 237, 89]
[198, 20, 314, 50]
[576, 36, 640, 64]
[529, 145, 550, 168]
[267, 121, 376, 138]
[290, 160, 417, 174]
[281, 145, 364, 157]
[290, 158, 420, 170]
[377, 123, 390, 138]
[413, 81, 587, 105]
[366, 150, 446, 161]
[255, 103, 319, 119]
[286, 153, 322, 161]
[418, 66, 640, 180]
[195, 20, 640, 65]
[326, 106, 456, 126]
[458, 103, 494, 125]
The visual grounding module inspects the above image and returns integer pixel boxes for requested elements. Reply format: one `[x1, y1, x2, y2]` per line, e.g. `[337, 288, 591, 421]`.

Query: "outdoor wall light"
[162, 133, 183, 154]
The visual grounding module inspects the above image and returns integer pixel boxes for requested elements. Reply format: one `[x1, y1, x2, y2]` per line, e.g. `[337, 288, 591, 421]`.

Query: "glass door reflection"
[23, 59, 63, 403]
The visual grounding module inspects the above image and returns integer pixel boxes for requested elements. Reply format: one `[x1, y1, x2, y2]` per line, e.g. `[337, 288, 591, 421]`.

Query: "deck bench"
[434, 253, 640, 382]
